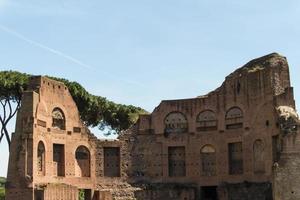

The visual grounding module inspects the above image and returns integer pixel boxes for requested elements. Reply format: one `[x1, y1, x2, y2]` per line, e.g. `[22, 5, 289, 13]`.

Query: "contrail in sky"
[0, 24, 145, 87]
[0, 24, 93, 70]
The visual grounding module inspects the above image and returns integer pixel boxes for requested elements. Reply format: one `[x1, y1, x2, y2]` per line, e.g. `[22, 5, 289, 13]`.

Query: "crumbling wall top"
[228, 52, 287, 77]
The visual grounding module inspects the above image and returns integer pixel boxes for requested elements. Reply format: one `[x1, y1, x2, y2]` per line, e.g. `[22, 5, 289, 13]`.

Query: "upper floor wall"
[31, 76, 83, 131]
[136, 53, 295, 135]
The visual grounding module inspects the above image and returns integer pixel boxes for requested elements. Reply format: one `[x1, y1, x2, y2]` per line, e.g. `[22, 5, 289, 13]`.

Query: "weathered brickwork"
[5, 53, 300, 200]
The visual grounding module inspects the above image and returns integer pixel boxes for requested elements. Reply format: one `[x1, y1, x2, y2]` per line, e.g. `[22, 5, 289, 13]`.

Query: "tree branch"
[8, 98, 13, 119]
[0, 118, 4, 143]
[11, 99, 21, 119]
[3, 127, 11, 148]
[0, 112, 3, 125]
[0, 100, 6, 123]
[4, 100, 20, 128]
[0, 98, 21, 148]
[0, 127, 4, 142]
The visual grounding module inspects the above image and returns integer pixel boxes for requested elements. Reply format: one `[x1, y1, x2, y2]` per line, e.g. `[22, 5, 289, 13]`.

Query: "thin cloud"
[0, 24, 145, 87]
[0, 24, 93, 70]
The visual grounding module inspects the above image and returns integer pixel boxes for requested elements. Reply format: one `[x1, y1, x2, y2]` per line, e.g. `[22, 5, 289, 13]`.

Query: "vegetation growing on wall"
[0, 71, 147, 150]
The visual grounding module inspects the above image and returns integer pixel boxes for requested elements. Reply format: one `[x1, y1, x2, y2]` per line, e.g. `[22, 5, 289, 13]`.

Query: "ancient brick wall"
[168, 146, 186, 177]
[273, 132, 300, 200]
[134, 186, 196, 200]
[219, 182, 273, 200]
[103, 147, 120, 177]
[6, 77, 100, 200]
[42, 183, 79, 200]
[6, 53, 300, 200]
[126, 53, 296, 199]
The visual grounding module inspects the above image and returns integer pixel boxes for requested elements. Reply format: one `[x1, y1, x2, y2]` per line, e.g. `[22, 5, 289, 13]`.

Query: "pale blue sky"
[1, 0, 300, 177]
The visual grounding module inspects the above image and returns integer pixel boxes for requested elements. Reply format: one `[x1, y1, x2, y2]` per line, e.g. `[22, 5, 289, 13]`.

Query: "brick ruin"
[5, 53, 300, 200]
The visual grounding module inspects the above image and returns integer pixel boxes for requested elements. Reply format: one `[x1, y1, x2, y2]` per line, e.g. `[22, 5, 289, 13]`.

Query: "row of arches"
[164, 107, 243, 134]
[37, 141, 91, 177]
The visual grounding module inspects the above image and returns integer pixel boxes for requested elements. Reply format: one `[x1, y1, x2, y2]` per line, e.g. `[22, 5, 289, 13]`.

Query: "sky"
[1, 0, 300, 177]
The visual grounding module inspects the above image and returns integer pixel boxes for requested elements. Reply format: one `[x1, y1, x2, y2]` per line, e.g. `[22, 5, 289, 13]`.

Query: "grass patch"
[247, 65, 264, 73]
[0, 187, 4, 200]
[0, 177, 6, 200]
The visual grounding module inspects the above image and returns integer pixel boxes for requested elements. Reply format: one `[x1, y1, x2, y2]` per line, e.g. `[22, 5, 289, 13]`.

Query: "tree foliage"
[0, 70, 147, 148]
[0, 71, 29, 147]
[48, 76, 147, 132]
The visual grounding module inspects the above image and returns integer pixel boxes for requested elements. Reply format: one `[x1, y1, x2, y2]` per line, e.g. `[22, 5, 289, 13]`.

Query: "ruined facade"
[5, 53, 300, 200]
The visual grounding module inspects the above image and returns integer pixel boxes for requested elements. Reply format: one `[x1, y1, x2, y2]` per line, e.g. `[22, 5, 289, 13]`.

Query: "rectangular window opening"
[168, 146, 186, 177]
[104, 147, 120, 177]
[53, 144, 65, 177]
[228, 142, 243, 175]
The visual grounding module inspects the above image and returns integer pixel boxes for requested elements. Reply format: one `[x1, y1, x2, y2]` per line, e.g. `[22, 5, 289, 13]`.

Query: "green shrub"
[0, 177, 6, 200]
[0, 187, 5, 200]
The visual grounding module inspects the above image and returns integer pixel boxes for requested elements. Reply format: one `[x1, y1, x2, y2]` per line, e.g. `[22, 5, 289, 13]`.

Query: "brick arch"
[197, 110, 218, 131]
[49, 104, 68, 124]
[225, 106, 244, 129]
[200, 144, 216, 176]
[51, 107, 66, 130]
[75, 145, 91, 177]
[201, 144, 216, 153]
[164, 111, 188, 135]
[37, 140, 46, 176]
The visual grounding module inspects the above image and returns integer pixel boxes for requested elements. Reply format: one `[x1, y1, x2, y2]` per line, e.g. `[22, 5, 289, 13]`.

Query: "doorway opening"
[78, 189, 92, 200]
[201, 186, 218, 200]
[53, 144, 65, 176]
[34, 189, 44, 200]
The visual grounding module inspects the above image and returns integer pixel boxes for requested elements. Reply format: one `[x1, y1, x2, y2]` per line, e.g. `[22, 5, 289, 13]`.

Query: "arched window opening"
[201, 145, 216, 176]
[75, 146, 91, 177]
[225, 107, 243, 129]
[197, 110, 218, 131]
[164, 112, 188, 134]
[253, 139, 265, 173]
[37, 141, 45, 176]
[52, 108, 66, 130]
